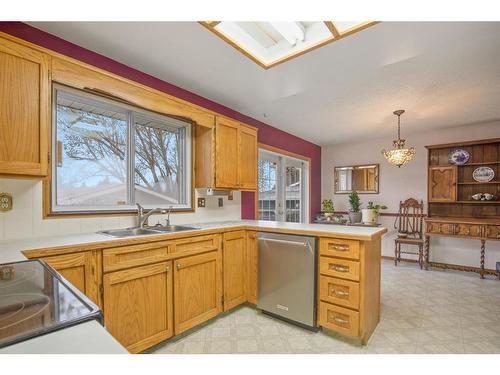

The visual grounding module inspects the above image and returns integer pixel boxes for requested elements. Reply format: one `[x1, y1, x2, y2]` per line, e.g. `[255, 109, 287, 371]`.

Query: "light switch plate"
[197, 197, 206, 208]
[0, 193, 13, 212]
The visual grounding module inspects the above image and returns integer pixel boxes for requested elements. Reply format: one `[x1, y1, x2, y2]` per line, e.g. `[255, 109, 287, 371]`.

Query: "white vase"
[361, 209, 378, 224]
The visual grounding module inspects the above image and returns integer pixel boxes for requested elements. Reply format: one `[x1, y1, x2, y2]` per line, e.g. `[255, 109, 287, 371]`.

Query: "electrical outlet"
[218, 198, 223, 207]
[197, 197, 206, 208]
[0, 193, 12, 212]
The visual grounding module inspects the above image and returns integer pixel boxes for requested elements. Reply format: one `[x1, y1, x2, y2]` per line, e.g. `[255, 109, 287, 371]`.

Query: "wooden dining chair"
[394, 198, 425, 269]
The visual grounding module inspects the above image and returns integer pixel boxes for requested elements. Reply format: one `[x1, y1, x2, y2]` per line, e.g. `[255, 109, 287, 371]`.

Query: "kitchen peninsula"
[0, 220, 386, 352]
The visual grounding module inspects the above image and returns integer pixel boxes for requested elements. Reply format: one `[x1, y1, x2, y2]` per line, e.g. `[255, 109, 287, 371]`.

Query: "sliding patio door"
[258, 149, 309, 223]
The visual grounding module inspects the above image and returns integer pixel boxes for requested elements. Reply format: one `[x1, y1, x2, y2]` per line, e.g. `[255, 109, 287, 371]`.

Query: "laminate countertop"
[0, 220, 387, 263]
[0, 320, 127, 354]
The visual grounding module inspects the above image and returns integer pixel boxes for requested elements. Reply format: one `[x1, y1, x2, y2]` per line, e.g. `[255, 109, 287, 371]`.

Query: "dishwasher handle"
[258, 237, 309, 247]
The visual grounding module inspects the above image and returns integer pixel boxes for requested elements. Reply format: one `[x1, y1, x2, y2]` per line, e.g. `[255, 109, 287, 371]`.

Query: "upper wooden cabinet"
[195, 116, 258, 190]
[239, 126, 258, 189]
[428, 166, 457, 202]
[222, 231, 247, 311]
[0, 36, 49, 177]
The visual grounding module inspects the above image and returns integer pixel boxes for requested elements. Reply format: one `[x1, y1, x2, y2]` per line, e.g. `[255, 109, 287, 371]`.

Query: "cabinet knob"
[176, 263, 181, 270]
[166, 266, 171, 272]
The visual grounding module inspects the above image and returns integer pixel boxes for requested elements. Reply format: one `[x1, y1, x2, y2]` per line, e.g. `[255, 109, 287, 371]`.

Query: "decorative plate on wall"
[448, 149, 470, 165]
[472, 167, 495, 182]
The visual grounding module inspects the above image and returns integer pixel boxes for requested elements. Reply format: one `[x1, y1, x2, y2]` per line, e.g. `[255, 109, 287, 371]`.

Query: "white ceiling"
[29, 21, 500, 146]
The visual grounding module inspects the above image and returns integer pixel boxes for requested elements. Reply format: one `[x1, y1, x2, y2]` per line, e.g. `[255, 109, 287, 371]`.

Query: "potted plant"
[362, 201, 388, 224]
[348, 192, 362, 223]
[321, 199, 335, 220]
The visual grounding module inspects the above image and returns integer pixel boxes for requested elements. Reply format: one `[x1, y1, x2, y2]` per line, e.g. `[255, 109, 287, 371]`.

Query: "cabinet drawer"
[319, 238, 360, 260]
[456, 224, 483, 238]
[103, 241, 170, 272]
[319, 276, 359, 310]
[169, 234, 219, 255]
[486, 225, 500, 240]
[319, 302, 359, 337]
[427, 222, 456, 235]
[319, 257, 360, 281]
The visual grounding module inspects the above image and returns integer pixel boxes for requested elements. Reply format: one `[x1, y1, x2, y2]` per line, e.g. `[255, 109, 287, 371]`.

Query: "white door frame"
[258, 148, 309, 223]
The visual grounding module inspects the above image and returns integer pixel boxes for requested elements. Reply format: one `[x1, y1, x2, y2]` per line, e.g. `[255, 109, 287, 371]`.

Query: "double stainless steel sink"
[98, 225, 198, 238]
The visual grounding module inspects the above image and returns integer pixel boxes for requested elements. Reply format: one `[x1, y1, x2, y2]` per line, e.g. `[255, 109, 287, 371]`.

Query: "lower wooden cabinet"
[246, 231, 258, 304]
[173, 250, 222, 334]
[41, 251, 100, 305]
[103, 261, 173, 353]
[222, 231, 247, 311]
[318, 237, 381, 344]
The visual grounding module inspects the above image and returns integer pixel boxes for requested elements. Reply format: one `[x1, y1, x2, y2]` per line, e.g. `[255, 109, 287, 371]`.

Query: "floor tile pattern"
[152, 261, 500, 354]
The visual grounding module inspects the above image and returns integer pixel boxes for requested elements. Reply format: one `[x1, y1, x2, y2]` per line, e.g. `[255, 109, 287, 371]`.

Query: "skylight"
[201, 21, 378, 69]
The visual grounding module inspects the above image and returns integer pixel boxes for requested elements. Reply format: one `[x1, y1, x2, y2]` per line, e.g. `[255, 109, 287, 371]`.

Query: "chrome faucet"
[165, 205, 173, 226]
[136, 203, 168, 228]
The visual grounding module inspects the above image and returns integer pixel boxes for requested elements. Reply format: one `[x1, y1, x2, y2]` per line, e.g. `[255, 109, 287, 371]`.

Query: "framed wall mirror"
[334, 164, 379, 194]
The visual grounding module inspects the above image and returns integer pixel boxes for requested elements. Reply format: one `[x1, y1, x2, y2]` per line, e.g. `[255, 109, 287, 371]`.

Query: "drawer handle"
[329, 244, 349, 252]
[333, 316, 349, 325]
[331, 288, 349, 296]
[330, 264, 349, 273]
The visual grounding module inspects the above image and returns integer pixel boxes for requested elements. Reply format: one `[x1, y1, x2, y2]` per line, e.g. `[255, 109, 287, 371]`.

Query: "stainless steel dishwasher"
[257, 232, 318, 330]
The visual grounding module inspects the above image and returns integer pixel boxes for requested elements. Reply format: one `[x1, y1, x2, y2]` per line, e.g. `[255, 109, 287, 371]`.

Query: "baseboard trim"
[381, 255, 498, 276]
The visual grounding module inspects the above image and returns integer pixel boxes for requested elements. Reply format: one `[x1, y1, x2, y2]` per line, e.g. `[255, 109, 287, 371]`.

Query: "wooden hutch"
[425, 137, 500, 278]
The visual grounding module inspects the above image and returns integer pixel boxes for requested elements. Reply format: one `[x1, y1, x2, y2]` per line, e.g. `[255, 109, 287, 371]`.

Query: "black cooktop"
[0, 259, 103, 349]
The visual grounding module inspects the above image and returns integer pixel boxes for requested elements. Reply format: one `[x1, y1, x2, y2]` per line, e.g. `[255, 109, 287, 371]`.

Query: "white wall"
[322, 120, 500, 270]
[0, 179, 241, 241]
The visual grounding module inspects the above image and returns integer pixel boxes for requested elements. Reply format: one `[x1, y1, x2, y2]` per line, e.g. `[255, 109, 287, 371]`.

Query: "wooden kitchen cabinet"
[103, 261, 174, 353]
[0, 36, 50, 177]
[245, 231, 258, 304]
[215, 117, 240, 188]
[222, 231, 247, 311]
[173, 250, 222, 334]
[195, 116, 258, 190]
[428, 166, 457, 202]
[41, 251, 100, 305]
[238, 125, 258, 190]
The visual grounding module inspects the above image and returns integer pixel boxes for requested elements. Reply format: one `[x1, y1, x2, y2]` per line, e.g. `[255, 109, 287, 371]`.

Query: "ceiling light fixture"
[269, 22, 305, 46]
[382, 110, 416, 168]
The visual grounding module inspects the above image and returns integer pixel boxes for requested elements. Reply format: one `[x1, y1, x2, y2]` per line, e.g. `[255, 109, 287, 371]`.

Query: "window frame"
[47, 84, 194, 216]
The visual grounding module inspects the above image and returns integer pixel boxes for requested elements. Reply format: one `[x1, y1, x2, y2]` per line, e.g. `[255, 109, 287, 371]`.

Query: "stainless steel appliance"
[0, 260, 102, 349]
[257, 232, 318, 330]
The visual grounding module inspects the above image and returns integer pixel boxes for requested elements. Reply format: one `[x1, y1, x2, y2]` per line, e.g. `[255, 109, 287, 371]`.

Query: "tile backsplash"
[0, 178, 241, 241]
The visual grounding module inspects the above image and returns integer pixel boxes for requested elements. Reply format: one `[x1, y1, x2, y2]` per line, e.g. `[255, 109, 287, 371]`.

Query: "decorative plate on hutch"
[448, 149, 470, 165]
[472, 166, 495, 182]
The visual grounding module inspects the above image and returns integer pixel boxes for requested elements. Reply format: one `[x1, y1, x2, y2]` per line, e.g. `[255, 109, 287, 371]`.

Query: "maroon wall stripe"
[0, 22, 322, 221]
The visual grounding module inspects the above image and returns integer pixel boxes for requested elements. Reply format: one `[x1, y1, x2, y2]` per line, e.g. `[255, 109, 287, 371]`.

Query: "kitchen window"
[51, 84, 192, 213]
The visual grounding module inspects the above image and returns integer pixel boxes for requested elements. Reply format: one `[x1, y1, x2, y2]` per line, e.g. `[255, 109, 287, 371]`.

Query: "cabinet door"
[0, 37, 49, 176]
[215, 117, 239, 188]
[173, 251, 222, 334]
[103, 261, 173, 353]
[245, 231, 258, 304]
[42, 251, 100, 305]
[428, 166, 457, 202]
[223, 231, 247, 311]
[238, 126, 258, 190]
